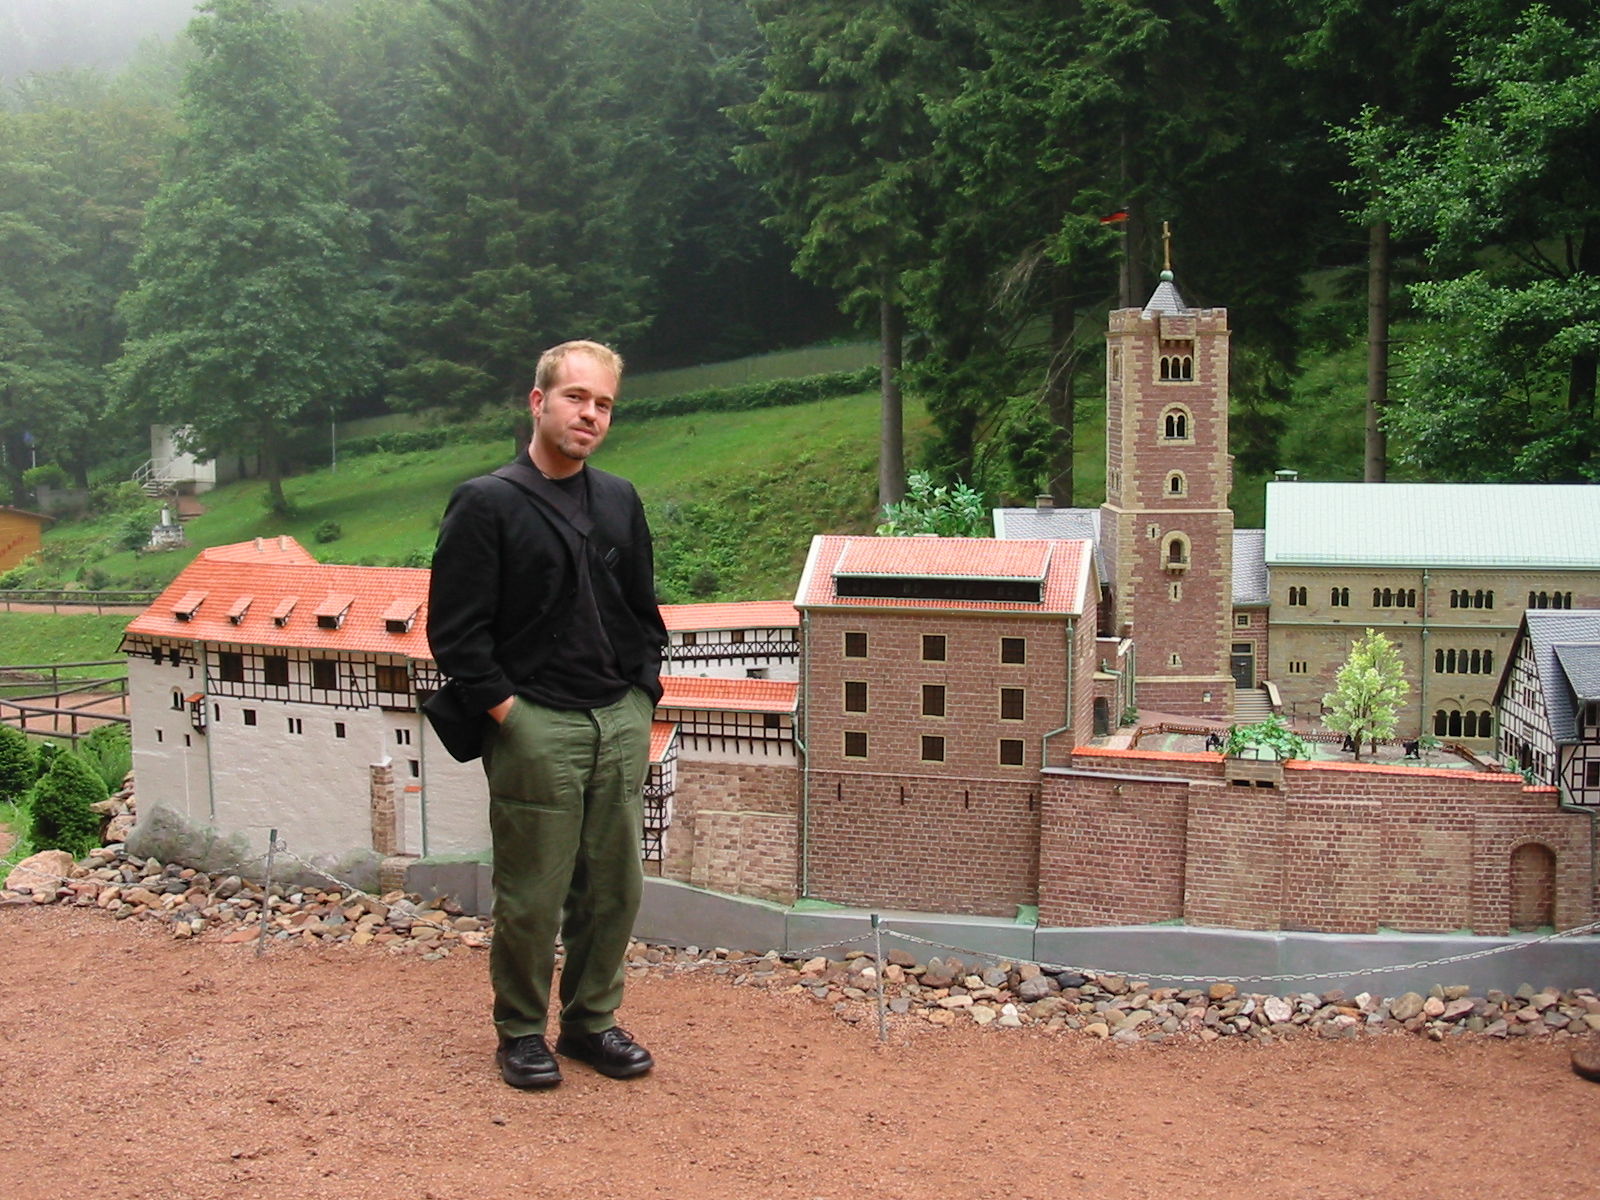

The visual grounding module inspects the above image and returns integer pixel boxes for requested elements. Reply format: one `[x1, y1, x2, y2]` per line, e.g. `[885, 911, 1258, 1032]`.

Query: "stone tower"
[1099, 268, 1235, 719]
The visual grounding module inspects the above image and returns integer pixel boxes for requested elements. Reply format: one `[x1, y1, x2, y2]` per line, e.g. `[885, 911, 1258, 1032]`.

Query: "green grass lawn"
[0, 614, 133, 674]
[624, 342, 877, 398]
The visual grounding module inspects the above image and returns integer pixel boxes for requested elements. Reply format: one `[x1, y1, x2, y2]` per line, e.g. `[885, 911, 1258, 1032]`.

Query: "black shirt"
[516, 467, 634, 711]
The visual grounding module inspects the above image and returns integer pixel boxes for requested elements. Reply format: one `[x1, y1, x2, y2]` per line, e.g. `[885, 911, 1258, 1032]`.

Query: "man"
[428, 340, 666, 1090]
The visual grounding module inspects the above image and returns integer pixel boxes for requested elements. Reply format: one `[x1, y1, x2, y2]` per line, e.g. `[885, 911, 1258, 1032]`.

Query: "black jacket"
[427, 460, 667, 719]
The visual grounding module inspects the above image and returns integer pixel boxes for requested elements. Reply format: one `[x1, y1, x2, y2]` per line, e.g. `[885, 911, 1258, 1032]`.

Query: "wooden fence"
[0, 589, 157, 614]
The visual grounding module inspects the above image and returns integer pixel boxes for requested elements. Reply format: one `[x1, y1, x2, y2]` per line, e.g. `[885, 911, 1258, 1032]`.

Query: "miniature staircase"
[1233, 686, 1272, 723]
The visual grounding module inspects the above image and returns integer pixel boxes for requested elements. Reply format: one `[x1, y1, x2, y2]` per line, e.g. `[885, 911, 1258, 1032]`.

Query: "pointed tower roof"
[1141, 222, 1192, 316]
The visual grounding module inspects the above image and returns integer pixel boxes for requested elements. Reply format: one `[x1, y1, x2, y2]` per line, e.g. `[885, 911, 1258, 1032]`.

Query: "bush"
[28, 749, 107, 857]
[0, 725, 35, 803]
[119, 513, 153, 551]
[22, 462, 69, 491]
[0, 478, 12, 505]
[33, 740, 60, 780]
[78, 724, 131, 792]
[313, 519, 342, 543]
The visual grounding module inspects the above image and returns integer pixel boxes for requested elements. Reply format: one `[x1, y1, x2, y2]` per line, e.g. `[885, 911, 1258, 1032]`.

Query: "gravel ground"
[2, 904, 1597, 1200]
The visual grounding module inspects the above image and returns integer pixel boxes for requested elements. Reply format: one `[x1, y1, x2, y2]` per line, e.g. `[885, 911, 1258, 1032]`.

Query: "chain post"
[255, 829, 278, 959]
[872, 912, 887, 1044]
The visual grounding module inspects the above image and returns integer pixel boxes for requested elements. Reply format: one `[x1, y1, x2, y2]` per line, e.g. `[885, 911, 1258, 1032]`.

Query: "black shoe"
[496, 1034, 562, 1089]
[555, 1026, 655, 1078]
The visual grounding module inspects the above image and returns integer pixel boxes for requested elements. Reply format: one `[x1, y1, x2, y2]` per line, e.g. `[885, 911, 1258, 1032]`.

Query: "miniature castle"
[121, 274, 1600, 937]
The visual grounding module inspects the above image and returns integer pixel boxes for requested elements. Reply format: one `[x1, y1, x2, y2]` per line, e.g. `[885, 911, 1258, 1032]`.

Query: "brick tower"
[1099, 257, 1234, 719]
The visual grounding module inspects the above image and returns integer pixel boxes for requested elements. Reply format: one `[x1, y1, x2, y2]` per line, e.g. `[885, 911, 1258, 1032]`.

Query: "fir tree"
[1322, 629, 1409, 761]
[29, 749, 107, 858]
[114, 0, 378, 513]
[0, 724, 34, 803]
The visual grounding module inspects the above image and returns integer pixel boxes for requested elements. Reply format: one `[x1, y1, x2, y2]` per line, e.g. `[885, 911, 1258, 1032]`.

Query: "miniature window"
[1588, 762, 1600, 788]
[731, 630, 746, 644]
[764, 713, 781, 729]
[1000, 637, 1026, 664]
[844, 632, 868, 658]
[1236, 613, 1250, 627]
[1160, 407, 1192, 441]
[999, 739, 1025, 766]
[311, 659, 337, 691]
[155, 729, 163, 743]
[375, 664, 410, 693]
[1330, 587, 1350, 607]
[1529, 590, 1574, 610]
[153, 647, 164, 666]
[1164, 534, 1189, 569]
[171, 690, 184, 711]
[1287, 660, 1308, 674]
[843, 681, 868, 713]
[410, 760, 420, 778]
[921, 684, 945, 717]
[263, 655, 290, 687]
[1168, 653, 1182, 668]
[1167, 472, 1186, 497]
[1287, 586, 1307, 606]
[1169, 582, 1183, 601]
[1110, 348, 1122, 382]
[922, 634, 947, 662]
[843, 731, 868, 758]
[334, 722, 346, 739]
[682, 631, 698, 646]
[218, 651, 245, 683]
[920, 735, 946, 763]
[396, 728, 412, 746]
[1000, 688, 1026, 721]
[1158, 355, 1194, 381]
[287, 717, 304, 735]
[243, 709, 257, 726]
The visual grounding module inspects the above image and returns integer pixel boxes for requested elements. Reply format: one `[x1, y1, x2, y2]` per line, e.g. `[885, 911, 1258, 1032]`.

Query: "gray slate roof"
[1232, 529, 1270, 605]
[992, 507, 1269, 607]
[1142, 273, 1192, 317]
[1517, 611, 1600, 743]
[1265, 481, 1600, 568]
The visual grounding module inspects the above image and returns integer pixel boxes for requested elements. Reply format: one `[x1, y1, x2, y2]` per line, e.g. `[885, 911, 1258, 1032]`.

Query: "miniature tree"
[29, 749, 108, 858]
[78, 725, 132, 793]
[33, 739, 61, 780]
[1224, 716, 1310, 762]
[0, 725, 35, 803]
[1322, 629, 1410, 761]
[876, 472, 989, 536]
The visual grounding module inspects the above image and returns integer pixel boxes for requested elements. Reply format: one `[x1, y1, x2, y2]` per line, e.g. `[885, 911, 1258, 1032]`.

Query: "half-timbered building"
[1495, 610, 1600, 805]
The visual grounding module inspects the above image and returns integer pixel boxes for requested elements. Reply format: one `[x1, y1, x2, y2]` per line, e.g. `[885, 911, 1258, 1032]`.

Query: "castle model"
[123, 273, 1600, 938]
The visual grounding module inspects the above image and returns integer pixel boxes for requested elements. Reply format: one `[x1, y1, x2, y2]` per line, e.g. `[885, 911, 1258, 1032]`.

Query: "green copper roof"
[1263, 482, 1600, 569]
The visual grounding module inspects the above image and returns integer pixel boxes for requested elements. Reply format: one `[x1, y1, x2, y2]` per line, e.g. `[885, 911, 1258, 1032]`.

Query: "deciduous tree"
[1322, 628, 1409, 760]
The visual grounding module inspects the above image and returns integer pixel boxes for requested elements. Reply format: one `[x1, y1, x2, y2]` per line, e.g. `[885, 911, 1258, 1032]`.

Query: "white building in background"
[141, 425, 256, 496]
[121, 538, 785, 870]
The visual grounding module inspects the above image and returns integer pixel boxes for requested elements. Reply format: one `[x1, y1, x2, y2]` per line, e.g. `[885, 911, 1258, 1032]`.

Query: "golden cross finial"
[1163, 221, 1172, 272]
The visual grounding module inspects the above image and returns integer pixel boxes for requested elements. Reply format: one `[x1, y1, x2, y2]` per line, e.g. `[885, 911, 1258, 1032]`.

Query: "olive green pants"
[482, 687, 652, 1039]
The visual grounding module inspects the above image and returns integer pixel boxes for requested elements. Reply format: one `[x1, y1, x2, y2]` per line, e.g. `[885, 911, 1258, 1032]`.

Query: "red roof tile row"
[657, 675, 798, 714]
[659, 600, 798, 632]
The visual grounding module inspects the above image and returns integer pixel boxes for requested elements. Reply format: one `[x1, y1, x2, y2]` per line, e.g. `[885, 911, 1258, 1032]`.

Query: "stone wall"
[658, 759, 799, 904]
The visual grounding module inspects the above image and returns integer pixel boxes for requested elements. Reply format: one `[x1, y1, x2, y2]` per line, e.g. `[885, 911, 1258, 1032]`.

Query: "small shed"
[0, 506, 53, 571]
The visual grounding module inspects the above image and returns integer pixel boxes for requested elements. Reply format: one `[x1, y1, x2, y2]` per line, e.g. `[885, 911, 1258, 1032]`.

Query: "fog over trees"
[0, 0, 199, 84]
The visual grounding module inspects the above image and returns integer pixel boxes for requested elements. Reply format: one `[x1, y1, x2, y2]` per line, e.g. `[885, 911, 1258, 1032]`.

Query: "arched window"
[1484, 649, 1494, 674]
[1167, 472, 1186, 496]
[1161, 407, 1191, 441]
[1435, 710, 1449, 736]
[1538, 591, 1548, 609]
[1373, 588, 1383, 607]
[1445, 649, 1456, 673]
[1485, 590, 1494, 609]
[1448, 710, 1463, 737]
[1470, 649, 1481, 674]
[171, 690, 185, 711]
[1435, 649, 1445, 673]
[1164, 534, 1190, 569]
[1464, 711, 1479, 738]
[1529, 590, 1538, 608]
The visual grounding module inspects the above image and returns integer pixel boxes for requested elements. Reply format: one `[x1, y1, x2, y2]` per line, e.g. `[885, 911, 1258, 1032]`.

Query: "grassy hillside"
[0, 614, 132, 672]
[35, 389, 931, 605]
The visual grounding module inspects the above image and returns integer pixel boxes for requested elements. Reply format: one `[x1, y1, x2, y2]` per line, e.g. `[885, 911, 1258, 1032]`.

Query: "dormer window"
[382, 598, 421, 635]
[172, 591, 207, 622]
[1161, 406, 1193, 441]
[314, 593, 354, 630]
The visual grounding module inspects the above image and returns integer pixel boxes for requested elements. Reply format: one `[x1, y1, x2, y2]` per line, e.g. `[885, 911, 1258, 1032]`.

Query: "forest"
[0, 0, 1596, 515]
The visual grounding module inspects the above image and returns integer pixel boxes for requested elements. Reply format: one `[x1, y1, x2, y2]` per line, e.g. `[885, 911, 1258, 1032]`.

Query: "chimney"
[1035, 494, 1054, 511]
[1274, 469, 1299, 483]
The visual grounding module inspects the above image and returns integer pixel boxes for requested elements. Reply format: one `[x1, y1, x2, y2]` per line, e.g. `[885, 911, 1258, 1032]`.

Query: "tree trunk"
[1364, 220, 1390, 482]
[1119, 203, 1146, 310]
[261, 424, 287, 514]
[878, 294, 905, 512]
[1568, 220, 1599, 421]
[1045, 264, 1076, 505]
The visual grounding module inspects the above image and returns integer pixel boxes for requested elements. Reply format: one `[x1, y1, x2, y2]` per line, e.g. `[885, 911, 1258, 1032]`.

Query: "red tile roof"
[836, 538, 1052, 580]
[649, 721, 678, 762]
[657, 675, 798, 714]
[660, 600, 798, 632]
[199, 537, 319, 566]
[797, 536, 1093, 616]
[126, 540, 431, 657]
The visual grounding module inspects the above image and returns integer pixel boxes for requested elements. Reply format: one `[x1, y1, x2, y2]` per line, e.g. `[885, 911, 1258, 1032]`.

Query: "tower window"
[1161, 408, 1192, 441]
[1158, 355, 1194, 381]
[1168, 653, 1182, 668]
[1167, 472, 1186, 497]
[1164, 534, 1190, 570]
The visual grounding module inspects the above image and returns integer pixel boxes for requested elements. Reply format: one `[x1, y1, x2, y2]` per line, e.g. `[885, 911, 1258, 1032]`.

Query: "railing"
[132, 458, 180, 496]
[0, 690, 129, 740]
[0, 660, 128, 692]
[0, 590, 157, 613]
[667, 639, 799, 664]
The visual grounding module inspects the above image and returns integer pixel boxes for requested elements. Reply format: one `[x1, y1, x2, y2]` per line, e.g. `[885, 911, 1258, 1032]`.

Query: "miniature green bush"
[313, 519, 342, 543]
[78, 725, 132, 792]
[28, 749, 107, 857]
[0, 725, 35, 803]
[33, 740, 61, 780]
[22, 463, 69, 491]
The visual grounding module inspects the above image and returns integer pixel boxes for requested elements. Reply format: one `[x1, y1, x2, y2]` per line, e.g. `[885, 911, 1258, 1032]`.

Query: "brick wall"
[659, 759, 799, 904]
[806, 770, 1040, 916]
[1039, 748, 1595, 934]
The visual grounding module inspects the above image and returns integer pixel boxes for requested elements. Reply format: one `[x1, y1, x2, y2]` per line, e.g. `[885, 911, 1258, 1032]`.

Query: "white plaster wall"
[129, 653, 211, 826]
[418, 718, 492, 857]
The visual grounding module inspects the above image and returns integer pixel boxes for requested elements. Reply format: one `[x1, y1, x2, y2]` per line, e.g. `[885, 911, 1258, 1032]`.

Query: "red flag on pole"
[1099, 210, 1129, 225]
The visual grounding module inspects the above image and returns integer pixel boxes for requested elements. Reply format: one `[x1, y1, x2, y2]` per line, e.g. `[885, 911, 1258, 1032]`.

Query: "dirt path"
[1, 906, 1596, 1200]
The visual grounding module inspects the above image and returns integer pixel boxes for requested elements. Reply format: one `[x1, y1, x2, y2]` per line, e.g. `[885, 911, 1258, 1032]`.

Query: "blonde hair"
[534, 340, 624, 393]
